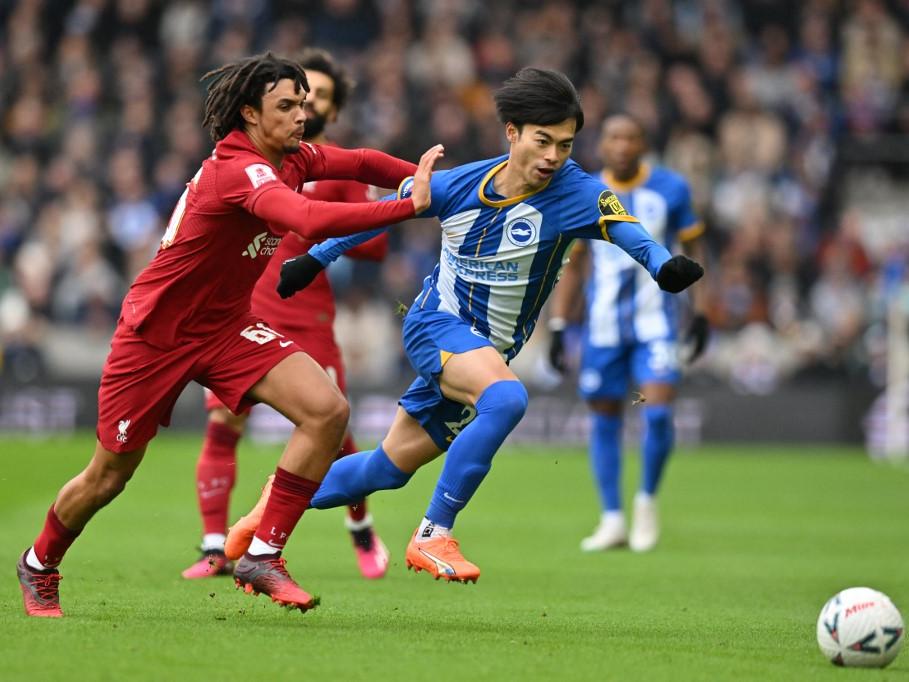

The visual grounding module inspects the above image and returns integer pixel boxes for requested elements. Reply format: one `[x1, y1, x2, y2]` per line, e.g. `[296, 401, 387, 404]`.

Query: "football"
[816, 587, 904, 667]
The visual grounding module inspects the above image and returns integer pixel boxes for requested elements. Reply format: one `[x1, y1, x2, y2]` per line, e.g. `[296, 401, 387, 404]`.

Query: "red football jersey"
[251, 174, 388, 334]
[119, 130, 414, 349]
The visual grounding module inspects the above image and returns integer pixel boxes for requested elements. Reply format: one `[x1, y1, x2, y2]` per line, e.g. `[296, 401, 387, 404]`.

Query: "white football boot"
[580, 512, 627, 552]
[629, 492, 659, 552]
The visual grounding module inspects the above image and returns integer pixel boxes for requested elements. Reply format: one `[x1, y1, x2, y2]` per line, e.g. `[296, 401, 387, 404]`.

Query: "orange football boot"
[404, 530, 480, 583]
[224, 475, 273, 561]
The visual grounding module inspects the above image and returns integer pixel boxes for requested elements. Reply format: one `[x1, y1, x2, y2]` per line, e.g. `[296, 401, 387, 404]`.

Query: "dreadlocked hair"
[200, 52, 309, 142]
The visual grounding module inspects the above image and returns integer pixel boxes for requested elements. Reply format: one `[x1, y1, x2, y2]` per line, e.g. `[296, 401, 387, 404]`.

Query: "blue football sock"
[641, 405, 674, 496]
[590, 412, 623, 511]
[310, 445, 411, 510]
[425, 380, 528, 528]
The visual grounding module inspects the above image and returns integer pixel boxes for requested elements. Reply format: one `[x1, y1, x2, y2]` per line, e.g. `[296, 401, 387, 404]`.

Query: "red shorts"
[97, 316, 300, 452]
[204, 325, 346, 413]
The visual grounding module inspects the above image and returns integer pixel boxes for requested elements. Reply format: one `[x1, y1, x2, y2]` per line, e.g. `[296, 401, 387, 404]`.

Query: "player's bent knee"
[322, 392, 350, 427]
[305, 392, 350, 435]
[482, 380, 528, 426]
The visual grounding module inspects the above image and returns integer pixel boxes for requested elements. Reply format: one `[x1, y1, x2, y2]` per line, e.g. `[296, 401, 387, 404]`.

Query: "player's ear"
[505, 122, 518, 144]
[240, 104, 259, 127]
[327, 105, 339, 124]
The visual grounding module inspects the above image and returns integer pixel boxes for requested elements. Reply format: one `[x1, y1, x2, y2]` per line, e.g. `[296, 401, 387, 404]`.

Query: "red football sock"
[253, 467, 320, 552]
[196, 421, 239, 536]
[33, 505, 81, 568]
[338, 434, 368, 522]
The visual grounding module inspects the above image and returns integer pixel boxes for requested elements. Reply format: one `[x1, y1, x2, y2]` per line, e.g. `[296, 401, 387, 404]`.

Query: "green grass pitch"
[1, 433, 907, 681]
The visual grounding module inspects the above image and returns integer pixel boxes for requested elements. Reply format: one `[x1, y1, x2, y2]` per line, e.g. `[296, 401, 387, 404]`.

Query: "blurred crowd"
[1, 0, 908, 392]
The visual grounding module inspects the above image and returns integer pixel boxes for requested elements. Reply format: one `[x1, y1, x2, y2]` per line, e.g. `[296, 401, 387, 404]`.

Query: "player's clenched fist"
[410, 144, 445, 214]
[277, 253, 325, 299]
[656, 255, 703, 293]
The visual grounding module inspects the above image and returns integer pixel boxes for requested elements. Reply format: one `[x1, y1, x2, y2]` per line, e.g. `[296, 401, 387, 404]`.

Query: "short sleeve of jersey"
[396, 170, 451, 218]
[216, 155, 286, 212]
[556, 163, 638, 240]
[670, 177, 703, 242]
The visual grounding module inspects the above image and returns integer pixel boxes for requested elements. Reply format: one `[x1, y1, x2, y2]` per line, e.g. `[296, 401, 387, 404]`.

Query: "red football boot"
[17, 551, 63, 618]
[181, 550, 233, 579]
[233, 553, 319, 612]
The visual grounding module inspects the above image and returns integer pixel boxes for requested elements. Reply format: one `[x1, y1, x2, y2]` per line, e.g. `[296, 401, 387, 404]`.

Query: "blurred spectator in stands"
[106, 147, 159, 279]
[0, 0, 905, 389]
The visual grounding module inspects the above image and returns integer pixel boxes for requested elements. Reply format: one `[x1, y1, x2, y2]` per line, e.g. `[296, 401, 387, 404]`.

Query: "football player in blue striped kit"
[227, 69, 704, 583]
[549, 113, 709, 553]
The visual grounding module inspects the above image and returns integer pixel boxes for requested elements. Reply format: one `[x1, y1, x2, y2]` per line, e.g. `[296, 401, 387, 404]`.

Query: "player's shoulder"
[213, 132, 279, 182]
[647, 165, 691, 199]
[400, 154, 507, 204]
[552, 158, 597, 191]
[445, 154, 509, 189]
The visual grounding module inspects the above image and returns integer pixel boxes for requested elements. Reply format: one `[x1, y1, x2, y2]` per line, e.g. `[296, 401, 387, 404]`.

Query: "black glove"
[685, 313, 710, 362]
[656, 255, 703, 293]
[548, 318, 567, 373]
[549, 330, 565, 373]
[277, 254, 325, 299]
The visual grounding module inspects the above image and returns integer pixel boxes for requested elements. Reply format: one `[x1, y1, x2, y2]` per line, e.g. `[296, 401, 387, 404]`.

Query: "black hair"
[297, 47, 355, 111]
[602, 112, 647, 139]
[494, 67, 584, 133]
[200, 52, 309, 141]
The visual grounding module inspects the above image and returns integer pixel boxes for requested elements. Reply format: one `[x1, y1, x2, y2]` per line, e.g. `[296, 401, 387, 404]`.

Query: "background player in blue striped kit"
[227, 69, 704, 582]
[549, 114, 709, 553]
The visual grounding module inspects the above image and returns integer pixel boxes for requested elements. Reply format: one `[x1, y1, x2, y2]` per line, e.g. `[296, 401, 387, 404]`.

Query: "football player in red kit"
[17, 52, 444, 617]
[184, 49, 392, 581]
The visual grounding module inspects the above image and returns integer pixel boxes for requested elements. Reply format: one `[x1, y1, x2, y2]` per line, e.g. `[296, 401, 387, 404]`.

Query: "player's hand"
[549, 330, 566, 373]
[410, 144, 445, 214]
[277, 253, 325, 299]
[685, 313, 710, 363]
[547, 317, 567, 373]
[656, 255, 703, 293]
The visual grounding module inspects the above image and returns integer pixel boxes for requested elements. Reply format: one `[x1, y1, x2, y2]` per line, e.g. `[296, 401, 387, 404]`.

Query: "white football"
[816, 587, 904, 667]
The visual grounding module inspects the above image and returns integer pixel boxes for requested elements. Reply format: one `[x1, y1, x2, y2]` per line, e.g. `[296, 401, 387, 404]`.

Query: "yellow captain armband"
[595, 189, 638, 242]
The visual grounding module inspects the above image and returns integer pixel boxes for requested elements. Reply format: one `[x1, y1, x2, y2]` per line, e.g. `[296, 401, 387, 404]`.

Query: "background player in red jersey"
[184, 49, 392, 581]
[16, 52, 444, 617]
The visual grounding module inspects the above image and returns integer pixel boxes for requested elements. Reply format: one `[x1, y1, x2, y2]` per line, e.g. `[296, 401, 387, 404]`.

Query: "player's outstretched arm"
[603, 219, 702, 292]
[308, 144, 445, 265]
[253, 186, 415, 241]
[344, 231, 389, 262]
[312, 145, 418, 188]
[276, 144, 445, 298]
[277, 199, 394, 299]
[304, 143, 445, 267]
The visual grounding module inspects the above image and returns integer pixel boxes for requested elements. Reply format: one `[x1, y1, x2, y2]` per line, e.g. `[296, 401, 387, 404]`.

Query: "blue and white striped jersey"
[586, 164, 702, 347]
[309, 154, 672, 361]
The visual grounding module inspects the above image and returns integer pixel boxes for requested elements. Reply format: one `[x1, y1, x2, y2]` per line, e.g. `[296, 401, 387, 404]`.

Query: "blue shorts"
[578, 338, 680, 400]
[398, 307, 493, 451]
